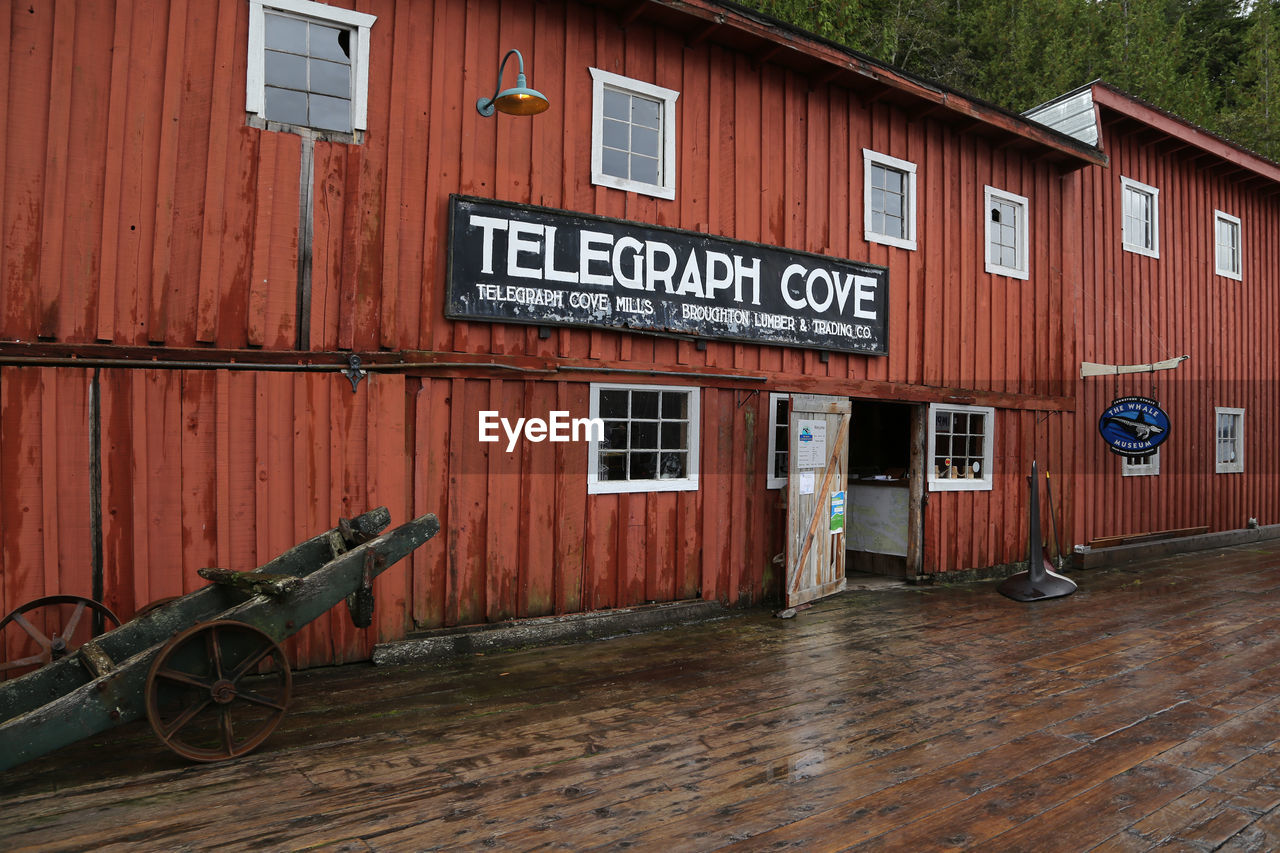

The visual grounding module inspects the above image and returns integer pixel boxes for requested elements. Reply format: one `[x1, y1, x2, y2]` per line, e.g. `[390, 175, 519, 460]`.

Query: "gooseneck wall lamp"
[476, 49, 549, 117]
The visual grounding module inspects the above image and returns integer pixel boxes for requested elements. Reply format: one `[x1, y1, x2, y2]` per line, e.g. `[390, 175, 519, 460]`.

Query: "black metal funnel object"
[998, 460, 1077, 602]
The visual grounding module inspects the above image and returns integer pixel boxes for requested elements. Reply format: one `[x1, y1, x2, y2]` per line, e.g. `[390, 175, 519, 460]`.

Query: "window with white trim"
[864, 150, 917, 251]
[1121, 176, 1159, 258]
[589, 68, 679, 200]
[588, 384, 699, 493]
[1215, 407, 1244, 474]
[928, 403, 994, 491]
[1215, 210, 1242, 280]
[246, 0, 375, 138]
[1122, 450, 1160, 477]
[766, 393, 789, 490]
[984, 186, 1029, 280]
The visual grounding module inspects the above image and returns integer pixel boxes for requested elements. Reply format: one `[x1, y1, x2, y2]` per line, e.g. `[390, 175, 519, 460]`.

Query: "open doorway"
[845, 400, 922, 579]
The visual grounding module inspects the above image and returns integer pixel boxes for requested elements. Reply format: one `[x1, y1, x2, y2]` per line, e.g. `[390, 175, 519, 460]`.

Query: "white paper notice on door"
[796, 420, 827, 469]
[798, 470, 815, 495]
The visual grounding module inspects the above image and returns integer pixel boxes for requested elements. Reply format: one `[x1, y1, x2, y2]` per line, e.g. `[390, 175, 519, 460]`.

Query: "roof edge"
[630, 0, 1108, 169]
[1089, 82, 1280, 185]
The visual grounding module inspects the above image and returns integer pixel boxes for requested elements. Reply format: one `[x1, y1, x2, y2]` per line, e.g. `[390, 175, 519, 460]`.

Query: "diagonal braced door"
[785, 395, 850, 608]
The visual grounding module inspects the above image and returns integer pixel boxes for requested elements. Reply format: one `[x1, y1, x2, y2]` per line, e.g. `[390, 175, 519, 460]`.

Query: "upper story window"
[1215, 407, 1244, 474]
[864, 150, 917, 251]
[985, 186, 1029, 280]
[928, 403, 994, 492]
[1215, 210, 1242, 280]
[588, 384, 699, 494]
[1121, 176, 1159, 258]
[589, 68, 679, 200]
[246, 0, 376, 138]
[1122, 450, 1160, 477]
[766, 393, 789, 490]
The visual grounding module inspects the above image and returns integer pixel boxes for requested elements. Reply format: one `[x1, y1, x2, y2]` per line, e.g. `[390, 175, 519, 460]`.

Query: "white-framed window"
[589, 68, 679, 201]
[1121, 176, 1159, 258]
[927, 403, 994, 492]
[1215, 210, 1242, 280]
[246, 0, 376, 136]
[863, 149, 918, 251]
[766, 393, 789, 490]
[1122, 450, 1160, 477]
[588, 384, 699, 494]
[984, 186, 1029, 280]
[1215, 407, 1244, 474]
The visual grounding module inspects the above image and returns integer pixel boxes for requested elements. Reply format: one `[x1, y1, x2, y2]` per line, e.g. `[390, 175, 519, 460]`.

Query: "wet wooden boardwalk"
[4, 542, 1280, 851]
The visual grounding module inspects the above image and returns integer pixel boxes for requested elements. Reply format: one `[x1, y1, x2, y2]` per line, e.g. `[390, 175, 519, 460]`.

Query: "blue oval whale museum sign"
[1098, 396, 1171, 457]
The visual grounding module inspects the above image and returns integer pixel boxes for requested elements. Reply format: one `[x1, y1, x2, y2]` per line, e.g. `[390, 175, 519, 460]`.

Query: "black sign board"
[446, 195, 889, 355]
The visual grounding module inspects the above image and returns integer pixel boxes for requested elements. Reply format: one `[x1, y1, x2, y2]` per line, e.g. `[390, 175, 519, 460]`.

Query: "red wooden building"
[10, 0, 1237, 671]
[1029, 83, 1280, 551]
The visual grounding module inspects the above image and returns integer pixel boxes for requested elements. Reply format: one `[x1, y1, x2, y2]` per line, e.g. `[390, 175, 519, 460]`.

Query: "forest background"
[741, 0, 1280, 160]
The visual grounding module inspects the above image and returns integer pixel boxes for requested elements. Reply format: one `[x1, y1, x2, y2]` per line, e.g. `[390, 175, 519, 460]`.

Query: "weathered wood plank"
[4, 540, 1280, 850]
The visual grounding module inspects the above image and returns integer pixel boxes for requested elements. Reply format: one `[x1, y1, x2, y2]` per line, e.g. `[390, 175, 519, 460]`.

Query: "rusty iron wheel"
[0, 594, 121, 679]
[145, 620, 292, 763]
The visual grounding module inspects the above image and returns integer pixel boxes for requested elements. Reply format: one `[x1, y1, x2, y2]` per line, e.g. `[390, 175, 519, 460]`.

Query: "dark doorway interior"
[846, 400, 914, 578]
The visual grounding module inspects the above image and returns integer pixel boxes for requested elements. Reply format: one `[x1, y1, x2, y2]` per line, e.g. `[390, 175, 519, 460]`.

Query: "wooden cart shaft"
[0, 509, 439, 772]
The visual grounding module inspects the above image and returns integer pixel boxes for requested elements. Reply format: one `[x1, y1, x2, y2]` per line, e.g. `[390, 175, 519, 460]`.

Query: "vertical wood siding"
[1, 0, 1086, 664]
[1069, 111, 1280, 545]
[3, 0, 1073, 390]
[1, 366, 412, 669]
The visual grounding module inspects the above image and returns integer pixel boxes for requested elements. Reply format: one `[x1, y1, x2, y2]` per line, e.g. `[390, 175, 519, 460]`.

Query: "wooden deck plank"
[975, 761, 1209, 852]
[5, 540, 1280, 849]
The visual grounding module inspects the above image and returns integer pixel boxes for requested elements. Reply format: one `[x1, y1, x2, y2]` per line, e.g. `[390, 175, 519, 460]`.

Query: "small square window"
[1215, 210, 1242, 280]
[766, 393, 790, 490]
[1215, 407, 1244, 474]
[928, 404, 994, 491]
[247, 0, 375, 138]
[1121, 176, 1159, 258]
[864, 150, 917, 251]
[984, 186, 1029, 280]
[588, 384, 699, 493]
[590, 68, 679, 200]
[1121, 450, 1160, 477]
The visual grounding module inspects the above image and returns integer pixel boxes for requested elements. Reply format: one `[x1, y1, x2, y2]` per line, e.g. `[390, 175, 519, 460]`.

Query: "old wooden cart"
[0, 507, 439, 771]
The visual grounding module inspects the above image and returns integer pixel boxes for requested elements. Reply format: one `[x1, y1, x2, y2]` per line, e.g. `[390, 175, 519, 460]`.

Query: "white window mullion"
[588, 383, 700, 494]
[1215, 407, 1245, 474]
[766, 393, 789, 490]
[984, 186, 1029, 280]
[589, 68, 679, 200]
[1121, 176, 1160, 258]
[927, 403, 994, 492]
[1121, 450, 1160, 477]
[863, 149, 918, 251]
[246, 0, 375, 137]
[1215, 210, 1242, 281]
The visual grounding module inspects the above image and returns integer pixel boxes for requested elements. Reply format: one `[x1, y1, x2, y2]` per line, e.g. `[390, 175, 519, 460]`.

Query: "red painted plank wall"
[0, 362, 1064, 667]
[1068, 111, 1280, 545]
[0, 0, 1088, 664]
[0, 367, 785, 666]
[924, 409, 1074, 576]
[2, 0, 1075, 396]
[0, 366, 412, 669]
[409, 378, 777, 628]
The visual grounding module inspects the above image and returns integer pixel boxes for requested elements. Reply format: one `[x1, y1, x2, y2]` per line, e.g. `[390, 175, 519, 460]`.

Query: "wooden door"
[785, 395, 851, 608]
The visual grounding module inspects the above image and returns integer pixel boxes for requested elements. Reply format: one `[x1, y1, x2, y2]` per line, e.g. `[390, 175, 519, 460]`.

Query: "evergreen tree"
[739, 0, 1268, 159]
[1221, 1, 1280, 158]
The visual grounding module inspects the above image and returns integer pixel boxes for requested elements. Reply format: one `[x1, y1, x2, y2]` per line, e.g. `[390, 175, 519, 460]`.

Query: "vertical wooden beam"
[89, 370, 103, 622]
[295, 135, 316, 350]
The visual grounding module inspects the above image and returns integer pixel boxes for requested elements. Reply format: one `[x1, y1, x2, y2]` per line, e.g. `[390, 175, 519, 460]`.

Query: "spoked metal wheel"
[0, 595, 121, 679]
[145, 620, 292, 762]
